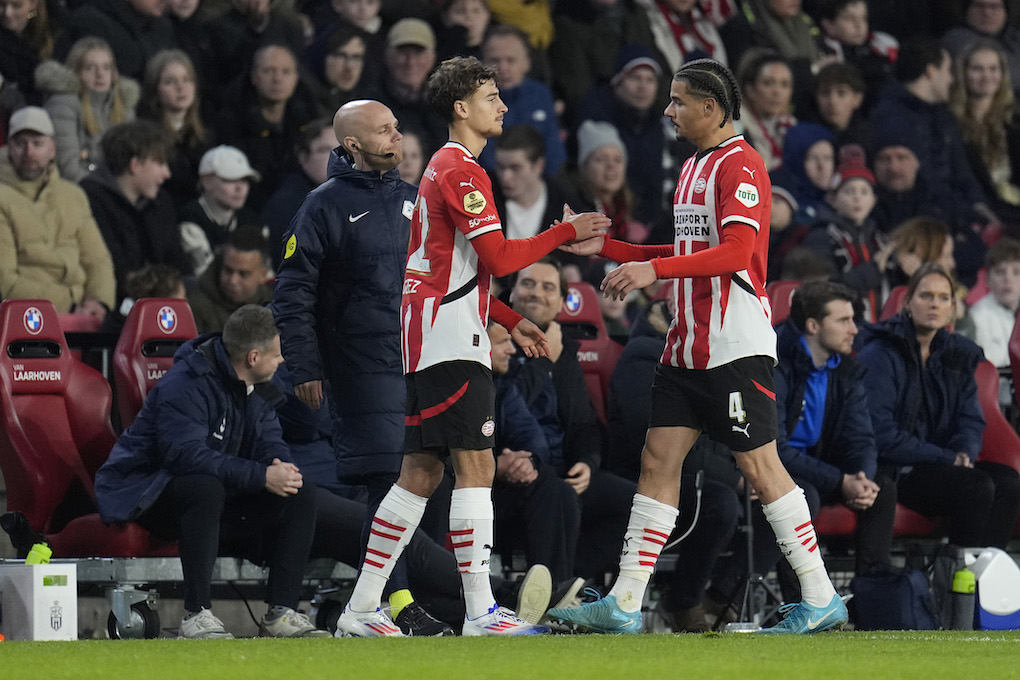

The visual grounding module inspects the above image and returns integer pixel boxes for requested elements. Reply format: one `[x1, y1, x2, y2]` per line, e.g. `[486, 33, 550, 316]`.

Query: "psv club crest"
[157, 306, 177, 334]
[23, 306, 43, 335]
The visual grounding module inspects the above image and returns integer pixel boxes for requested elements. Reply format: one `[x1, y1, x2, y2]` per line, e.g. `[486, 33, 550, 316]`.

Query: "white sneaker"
[179, 608, 234, 639]
[463, 605, 550, 636]
[335, 605, 404, 637]
[259, 607, 331, 638]
[515, 564, 552, 624]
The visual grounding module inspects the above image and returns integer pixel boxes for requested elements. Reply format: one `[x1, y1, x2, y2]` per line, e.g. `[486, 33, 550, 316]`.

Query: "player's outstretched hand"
[601, 261, 657, 301]
[564, 211, 611, 243]
[511, 317, 551, 358]
[559, 235, 606, 257]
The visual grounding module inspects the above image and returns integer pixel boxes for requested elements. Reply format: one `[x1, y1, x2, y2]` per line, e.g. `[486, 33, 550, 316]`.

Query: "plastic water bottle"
[951, 567, 976, 630]
[24, 543, 51, 565]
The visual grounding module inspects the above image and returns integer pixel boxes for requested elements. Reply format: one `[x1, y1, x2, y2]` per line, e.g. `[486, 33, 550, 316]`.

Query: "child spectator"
[818, 0, 897, 112]
[179, 145, 263, 276]
[39, 36, 136, 182]
[812, 62, 871, 151]
[959, 237, 1020, 371]
[803, 147, 892, 321]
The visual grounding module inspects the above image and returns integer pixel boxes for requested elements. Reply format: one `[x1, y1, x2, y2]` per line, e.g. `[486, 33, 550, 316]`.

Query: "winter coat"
[263, 169, 317, 271]
[94, 334, 291, 523]
[59, 0, 178, 81]
[870, 81, 986, 224]
[508, 335, 602, 477]
[857, 313, 985, 469]
[187, 259, 274, 334]
[802, 213, 885, 321]
[495, 374, 550, 464]
[214, 74, 323, 212]
[774, 318, 877, 496]
[0, 150, 115, 309]
[35, 59, 138, 183]
[81, 164, 190, 304]
[271, 152, 415, 482]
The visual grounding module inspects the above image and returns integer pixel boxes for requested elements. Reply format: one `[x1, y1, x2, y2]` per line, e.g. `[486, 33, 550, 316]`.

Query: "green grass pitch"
[2, 632, 1019, 680]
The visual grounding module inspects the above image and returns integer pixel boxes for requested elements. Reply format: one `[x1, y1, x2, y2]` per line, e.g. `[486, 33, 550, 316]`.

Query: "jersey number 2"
[407, 196, 432, 275]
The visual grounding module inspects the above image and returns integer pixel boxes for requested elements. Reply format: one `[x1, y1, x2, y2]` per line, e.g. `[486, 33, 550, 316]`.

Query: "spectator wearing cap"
[179, 145, 264, 276]
[188, 225, 273, 333]
[478, 24, 566, 178]
[869, 121, 935, 232]
[575, 44, 679, 232]
[81, 120, 191, 306]
[0, 106, 115, 318]
[377, 18, 446, 157]
[215, 44, 324, 213]
[870, 36, 995, 284]
[802, 147, 893, 321]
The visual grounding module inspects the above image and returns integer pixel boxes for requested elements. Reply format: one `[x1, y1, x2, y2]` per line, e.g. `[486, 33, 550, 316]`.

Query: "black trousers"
[575, 470, 637, 580]
[137, 474, 317, 613]
[663, 475, 741, 610]
[897, 460, 1020, 548]
[713, 470, 898, 603]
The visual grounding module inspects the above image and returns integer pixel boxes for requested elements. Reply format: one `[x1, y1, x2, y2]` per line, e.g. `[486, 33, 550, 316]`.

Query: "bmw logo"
[158, 306, 177, 334]
[23, 307, 43, 335]
[564, 288, 583, 315]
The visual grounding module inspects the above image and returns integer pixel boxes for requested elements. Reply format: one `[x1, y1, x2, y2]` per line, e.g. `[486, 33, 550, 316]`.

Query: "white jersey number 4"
[728, 391, 746, 423]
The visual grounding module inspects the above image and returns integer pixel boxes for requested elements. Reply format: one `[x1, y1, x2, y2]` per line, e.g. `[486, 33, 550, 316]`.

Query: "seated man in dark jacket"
[859, 262, 1020, 549]
[94, 305, 328, 639]
[507, 257, 637, 579]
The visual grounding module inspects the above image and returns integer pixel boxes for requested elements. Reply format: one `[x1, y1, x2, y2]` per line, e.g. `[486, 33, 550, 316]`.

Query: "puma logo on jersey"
[459, 178, 476, 189]
[742, 166, 756, 178]
[731, 422, 751, 438]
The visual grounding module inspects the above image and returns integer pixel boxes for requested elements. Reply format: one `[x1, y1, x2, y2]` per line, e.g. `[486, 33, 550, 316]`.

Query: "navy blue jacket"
[495, 374, 550, 465]
[271, 151, 415, 482]
[858, 313, 985, 468]
[775, 319, 877, 496]
[94, 335, 290, 523]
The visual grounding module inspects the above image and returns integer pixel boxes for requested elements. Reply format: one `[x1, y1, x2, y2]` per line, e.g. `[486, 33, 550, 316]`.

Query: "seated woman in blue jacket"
[858, 262, 1020, 548]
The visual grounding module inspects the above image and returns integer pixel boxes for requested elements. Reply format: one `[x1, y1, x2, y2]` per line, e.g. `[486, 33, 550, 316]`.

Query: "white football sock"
[609, 493, 679, 613]
[450, 487, 497, 620]
[762, 486, 836, 607]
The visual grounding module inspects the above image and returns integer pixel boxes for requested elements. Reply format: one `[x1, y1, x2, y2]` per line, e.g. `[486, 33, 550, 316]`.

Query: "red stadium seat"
[113, 299, 198, 429]
[556, 282, 622, 424]
[880, 285, 908, 321]
[975, 359, 1020, 536]
[56, 313, 102, 333]
[765, 280, 800, 326]
[0, 300, 175, 557]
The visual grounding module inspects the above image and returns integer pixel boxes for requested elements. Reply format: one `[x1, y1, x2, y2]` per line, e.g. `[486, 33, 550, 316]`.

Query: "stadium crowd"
[3, 0, 1020, 636]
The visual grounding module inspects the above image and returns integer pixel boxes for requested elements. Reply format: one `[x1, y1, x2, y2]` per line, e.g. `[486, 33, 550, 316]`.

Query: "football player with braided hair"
[547, 58, 847, 635]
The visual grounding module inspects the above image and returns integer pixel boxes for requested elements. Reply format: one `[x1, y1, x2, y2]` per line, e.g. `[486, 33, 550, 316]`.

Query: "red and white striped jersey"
[661, 135, 777, 370]
[401, 142, 502, 374]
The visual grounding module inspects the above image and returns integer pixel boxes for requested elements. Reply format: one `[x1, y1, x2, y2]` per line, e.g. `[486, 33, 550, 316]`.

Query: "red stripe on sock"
[373, 518, 408, 532]
[808, 542, 818, 552]
[645, 536, 665, 546]
[794, 521, 811, 532]
[366, 548, 391, 559]
[449, 529, 474, 536]
[364, 558, 384, 569]
[644, 528, 670, 540]
[458, 561, 471, 567]
[801, 537, 814, 546]
[371, 528, 401, 541]
[638, 550, 659, 557]
[451, 541, 474, 549]
[639, 561, 657, 567]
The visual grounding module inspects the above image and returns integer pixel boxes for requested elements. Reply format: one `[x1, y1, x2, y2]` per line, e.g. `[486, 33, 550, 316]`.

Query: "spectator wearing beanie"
[575, 45, 673, 231]
[803, 147, 892, 321]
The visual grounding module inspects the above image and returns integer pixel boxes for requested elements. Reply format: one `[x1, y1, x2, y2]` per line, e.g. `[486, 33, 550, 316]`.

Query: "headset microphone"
[354, 144, 396, 159]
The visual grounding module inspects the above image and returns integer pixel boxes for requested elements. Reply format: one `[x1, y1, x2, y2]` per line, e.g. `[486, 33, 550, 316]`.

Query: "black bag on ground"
[849, 568, 939, 630]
